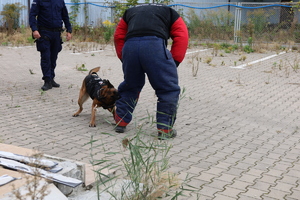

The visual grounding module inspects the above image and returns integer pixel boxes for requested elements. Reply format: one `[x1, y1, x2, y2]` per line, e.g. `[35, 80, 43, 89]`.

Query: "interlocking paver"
[1, 45, 299, 199]
[200, 185, 224, 198]
[249, 180, 272, 192]
[246, 168, 265, 177]
[240, 187, 266, 199]
[201, 155, 224, 164]
[262, 188, 290, 199]
[189, 161, 215, 171]
[186, 166, 206, 175]
[271, 181, 297, 192]
[221, 186, 244, 198]
[286, 188, 300, 200]
[204, 167, 226, 176]
[236, 173, 259, 185]
[238, 194, 261, 200]
[214, 194, 236, 200]
[263, 169, 284, 178]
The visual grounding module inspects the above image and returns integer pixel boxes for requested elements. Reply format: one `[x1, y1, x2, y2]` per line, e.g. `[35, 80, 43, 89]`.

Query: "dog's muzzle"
[114, 91, 121, 101]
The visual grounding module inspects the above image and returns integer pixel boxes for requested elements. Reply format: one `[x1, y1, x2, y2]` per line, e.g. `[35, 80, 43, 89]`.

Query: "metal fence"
[175, 2, 300, 44]
[174, 2, 300, 43]
[0, 0, 113, 27]
[1, 1, 300, 44]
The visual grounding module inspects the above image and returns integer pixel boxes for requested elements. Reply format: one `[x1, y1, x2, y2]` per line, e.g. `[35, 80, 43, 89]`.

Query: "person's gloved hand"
[174, 60, 180, 67]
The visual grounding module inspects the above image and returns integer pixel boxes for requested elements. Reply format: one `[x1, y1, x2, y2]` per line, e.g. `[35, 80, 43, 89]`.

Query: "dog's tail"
[89, 67, 100, 75]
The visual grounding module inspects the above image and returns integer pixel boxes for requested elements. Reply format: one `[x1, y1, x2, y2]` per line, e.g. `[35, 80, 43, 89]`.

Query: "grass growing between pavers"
[84, 90, 201, 199]
[86, 126, 200, 199]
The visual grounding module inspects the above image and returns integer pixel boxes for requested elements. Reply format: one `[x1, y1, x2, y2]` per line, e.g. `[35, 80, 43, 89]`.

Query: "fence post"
[234, 2, 242, 43]
[111, 6, 115, 22]
[27, 0, 31, 27]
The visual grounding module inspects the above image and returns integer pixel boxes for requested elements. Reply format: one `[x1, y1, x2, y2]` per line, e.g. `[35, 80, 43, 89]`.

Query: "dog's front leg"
[73, 86, 89, 117]
[89, 103, 98, 127]
[108, 106, 116, 118]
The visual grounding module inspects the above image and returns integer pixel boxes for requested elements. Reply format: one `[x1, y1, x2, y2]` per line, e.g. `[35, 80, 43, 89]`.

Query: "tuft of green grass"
[205, 57, 212, 65]
[39, 89, 45, 95]
[86, 89, 199, 199]
[76, 64, 88, 71]
[239, 55, 247, 61]
[243, 45, 254, 53]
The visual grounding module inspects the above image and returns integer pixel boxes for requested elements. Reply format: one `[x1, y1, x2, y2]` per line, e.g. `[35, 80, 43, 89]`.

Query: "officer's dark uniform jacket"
[29, 0, 72, 33]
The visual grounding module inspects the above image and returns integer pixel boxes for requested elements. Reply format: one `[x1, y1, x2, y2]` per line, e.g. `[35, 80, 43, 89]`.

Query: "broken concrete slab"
[68, 179, 143, 200]
[0, 144, 116, 199]
[0, 179, 68, 200]
[0, 157, 82, 188]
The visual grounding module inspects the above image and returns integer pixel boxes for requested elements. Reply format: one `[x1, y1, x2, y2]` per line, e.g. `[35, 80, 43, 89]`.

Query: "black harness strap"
[85, 73, 115, 110]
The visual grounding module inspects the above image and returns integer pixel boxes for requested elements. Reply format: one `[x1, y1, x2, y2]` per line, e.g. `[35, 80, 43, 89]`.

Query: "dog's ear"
[105, 80, 115, 88]
[97, 87, 106, 99]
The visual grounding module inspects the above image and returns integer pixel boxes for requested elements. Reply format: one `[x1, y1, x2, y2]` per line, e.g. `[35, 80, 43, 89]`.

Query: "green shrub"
[0, 3, 26, 31]
[243, 45, 254, 53]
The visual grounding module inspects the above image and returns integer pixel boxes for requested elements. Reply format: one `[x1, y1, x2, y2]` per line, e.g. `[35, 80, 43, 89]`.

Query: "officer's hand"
[32, 30, 41, 39]
[66, 32, 72, 41]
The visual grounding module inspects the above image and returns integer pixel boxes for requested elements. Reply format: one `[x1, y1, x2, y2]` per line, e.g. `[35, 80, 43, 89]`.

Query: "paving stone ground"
[0, 44, 299, 199]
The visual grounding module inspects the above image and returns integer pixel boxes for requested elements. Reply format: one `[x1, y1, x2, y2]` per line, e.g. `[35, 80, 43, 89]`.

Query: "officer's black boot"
[41, 80, 52, 91]
[51, 79, 60, 88]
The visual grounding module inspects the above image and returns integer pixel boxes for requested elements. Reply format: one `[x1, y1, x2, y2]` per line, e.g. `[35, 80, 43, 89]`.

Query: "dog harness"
[85, 73, 114, 109]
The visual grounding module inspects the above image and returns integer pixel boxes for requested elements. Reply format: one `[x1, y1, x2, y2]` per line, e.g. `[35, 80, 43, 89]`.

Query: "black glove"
[174, 60, 180, 67]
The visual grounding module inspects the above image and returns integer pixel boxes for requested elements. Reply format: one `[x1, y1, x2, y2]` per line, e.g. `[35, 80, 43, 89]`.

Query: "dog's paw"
[72, 114, 79, 117]
[89, 124, 96, 127]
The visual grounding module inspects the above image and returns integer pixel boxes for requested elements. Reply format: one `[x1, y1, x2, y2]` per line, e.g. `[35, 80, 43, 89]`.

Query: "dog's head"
[98, 80, 120, 107]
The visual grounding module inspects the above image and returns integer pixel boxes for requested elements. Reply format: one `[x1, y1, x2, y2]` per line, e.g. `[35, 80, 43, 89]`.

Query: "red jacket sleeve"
[170, 17, 189, 64]
[114, 18, 128, 60]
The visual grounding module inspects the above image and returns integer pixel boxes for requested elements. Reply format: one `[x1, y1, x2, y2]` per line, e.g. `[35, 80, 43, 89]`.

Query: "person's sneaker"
[41, 80, 52, 91]
[51, 80, 60, 87]
[115, 126, 126, 133]
[158, 129, 177, 140]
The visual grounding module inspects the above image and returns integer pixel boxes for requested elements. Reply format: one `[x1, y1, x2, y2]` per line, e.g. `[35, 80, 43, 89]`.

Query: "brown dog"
[73, 67, 119, 127]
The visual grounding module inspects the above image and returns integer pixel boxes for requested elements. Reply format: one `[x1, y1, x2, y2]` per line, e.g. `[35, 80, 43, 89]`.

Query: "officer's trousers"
[37, 30, 62, 81]
[115, 36, 180, 131]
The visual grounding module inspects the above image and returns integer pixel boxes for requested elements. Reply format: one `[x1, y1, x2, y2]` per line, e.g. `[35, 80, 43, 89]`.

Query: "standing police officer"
[114, 4, 189, 139]
[29, 0, 72, 91]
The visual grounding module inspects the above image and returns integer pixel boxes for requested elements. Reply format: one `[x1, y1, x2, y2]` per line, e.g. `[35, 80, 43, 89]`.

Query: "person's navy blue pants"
[36, 30, 62, 81]
[115, 36, 180, 131]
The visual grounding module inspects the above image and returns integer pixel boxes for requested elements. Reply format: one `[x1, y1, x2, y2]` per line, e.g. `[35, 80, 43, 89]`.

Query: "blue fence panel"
[0, 1, 297, 29]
